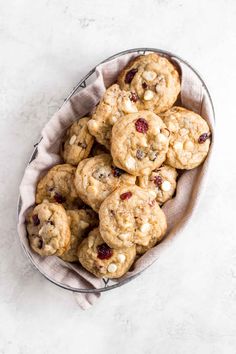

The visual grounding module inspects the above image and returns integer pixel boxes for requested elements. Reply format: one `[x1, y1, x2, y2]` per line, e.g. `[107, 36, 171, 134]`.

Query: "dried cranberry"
[97, 243, 113, 260]
[120, 191, 132, 200]
[125, 68, 138, 84]
[130, 92, 138, 102]
[32, 214, 40, 226]
[135, 118, 149, 133]
[111, 165, 125, 177]
[153, 175, 163, 187]
[198, 133, 210, 144]
[142, 82, 148, 89]
[136, 149, 145, 160]
[54, 192, 66, 204]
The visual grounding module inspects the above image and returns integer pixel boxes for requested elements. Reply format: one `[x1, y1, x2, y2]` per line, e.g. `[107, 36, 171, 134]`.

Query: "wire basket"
[17, 48, 215, 293]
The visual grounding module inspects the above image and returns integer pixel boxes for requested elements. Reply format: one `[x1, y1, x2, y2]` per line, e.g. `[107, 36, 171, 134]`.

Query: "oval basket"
[17, 48, 215, 293]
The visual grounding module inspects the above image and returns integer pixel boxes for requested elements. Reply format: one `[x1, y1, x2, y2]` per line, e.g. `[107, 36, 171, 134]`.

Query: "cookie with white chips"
[26, 201, 70, 257]
[138, 164, 178, 205]
[60, 208, 98, 262]
[111, 111, 170, 176]
[78, 228, 136, 278]
[61, 117, 94, 166]
[99, 185, 167, 249]
[118, 53, 180, 114]
[161, 106, 211, 169]
[74, 154, 136, 212]
[88, 84, 138, 149]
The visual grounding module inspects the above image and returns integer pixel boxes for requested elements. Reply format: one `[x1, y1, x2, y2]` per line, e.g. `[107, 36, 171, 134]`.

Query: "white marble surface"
[1, 0, 236, 353]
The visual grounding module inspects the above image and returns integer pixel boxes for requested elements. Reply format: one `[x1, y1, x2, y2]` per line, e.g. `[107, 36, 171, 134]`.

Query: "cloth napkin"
[17, 51, 215, 310]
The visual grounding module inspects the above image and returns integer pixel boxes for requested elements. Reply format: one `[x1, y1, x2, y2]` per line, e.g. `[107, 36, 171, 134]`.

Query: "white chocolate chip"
[148, 190, 158, 199]
[44, 244, 55, 253]
[107, 263, 117, 273]
[88, 119, 99, 132]
[79, 221, 89, 229]
[140, 223, 151, 233]
[69, 134, 77, 145]
[174, 141, 183, 151]
[119, 233, 130, 240]
[155, 84, 164, 93]
[88, 237, 95, 248]
[167, 122, 177, 132]
[142, 70, 157, 81]
[143, 90, 154, 101]
[110, 116, 118, 124]
[158, 133, 168, 144]
[125, 156, 136, 170]
[117, 254, 126, 263]
[123, 222, 133, 228]
[161, 180, 171, 192]
[138, 135, 148, 147]
[122, 98, 138, 113]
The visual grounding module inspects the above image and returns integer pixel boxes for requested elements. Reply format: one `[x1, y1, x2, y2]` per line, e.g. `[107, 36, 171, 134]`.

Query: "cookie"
[60, 208, 98, 262]
[161, 107, 211, 169]
[99, 185, 167, 249]
[36, 164, 79, 208]
[118, 53, 180, 114]
[26, 201, 70, 256]
[136, 205, 167, 255]
[78, 228, 136, 278]
[74, 154, 136, 212]
[138, 164, 178, 205]
[61, 117, 94, 165]
[87, 84, 138, 149]
[111, 111, 170, 176]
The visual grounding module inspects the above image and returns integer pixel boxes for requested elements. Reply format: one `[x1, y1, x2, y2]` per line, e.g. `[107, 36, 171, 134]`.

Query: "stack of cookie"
[26, 53, 211, 279]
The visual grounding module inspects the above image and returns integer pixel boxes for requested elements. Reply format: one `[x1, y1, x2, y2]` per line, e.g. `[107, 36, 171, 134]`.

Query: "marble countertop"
[1, 0, 236, 353]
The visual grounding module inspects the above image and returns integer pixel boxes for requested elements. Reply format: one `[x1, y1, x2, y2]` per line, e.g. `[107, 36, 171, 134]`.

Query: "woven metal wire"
[17, 48, 215, 293]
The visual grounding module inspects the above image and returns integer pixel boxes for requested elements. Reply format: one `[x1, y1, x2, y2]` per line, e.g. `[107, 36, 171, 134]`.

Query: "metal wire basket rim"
[17, 47, 215, 294]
